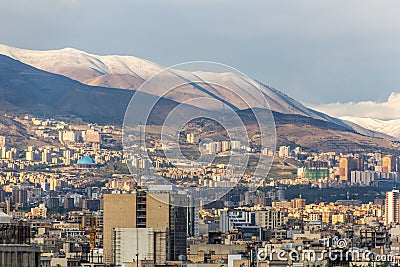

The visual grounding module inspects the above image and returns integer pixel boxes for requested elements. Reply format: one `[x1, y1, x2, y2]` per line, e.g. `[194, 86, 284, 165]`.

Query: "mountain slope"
[0, 55, 398, 152]
[0, 44, 352, 124]
[0, 44, 394, 142]
[340, 116, 400, 139]
[0, 55, 185, 124]
[0, 45, 160, 88]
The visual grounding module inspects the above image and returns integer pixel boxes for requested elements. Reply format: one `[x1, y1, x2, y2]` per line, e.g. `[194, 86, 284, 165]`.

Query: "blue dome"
[77, 156, 96, 165]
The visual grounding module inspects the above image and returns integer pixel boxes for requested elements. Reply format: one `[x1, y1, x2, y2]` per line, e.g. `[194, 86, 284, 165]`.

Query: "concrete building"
[383, 155, 397, 173]
[59, 130, 79, 143]
[350, 170, 400, 186]
[386, 190, 400, 225]
[219, 210, 255, 233]
[30, 204, 47, 219]
[113, 228, 167, 266]
[0, 136, 5, 147]
[103, 190, 188, 265]
[291, 197, 306, 209]
[11, 188, 28, 207]
[0, 245, 40, 267]
[82, 130, 101, 143]
[255, 208, 285, 229]
[0, 211, 40, 267]
[339, 157, 359, 181]
[278, 146, 290, 158]
[186, 133, 194, 144]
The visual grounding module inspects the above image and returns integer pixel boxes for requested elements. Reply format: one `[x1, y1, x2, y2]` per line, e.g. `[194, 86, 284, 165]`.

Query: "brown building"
[291, 197, 306, 209]
[339, 157, 359, 181]
[103, 190, 187, 265]
[382, 155, 396, 173]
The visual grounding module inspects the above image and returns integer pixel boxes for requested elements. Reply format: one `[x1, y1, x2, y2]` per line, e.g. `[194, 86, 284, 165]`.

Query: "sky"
[1, 0, 400, 118]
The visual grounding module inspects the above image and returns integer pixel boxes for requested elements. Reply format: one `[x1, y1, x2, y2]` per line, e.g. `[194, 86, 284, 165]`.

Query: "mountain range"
[0, 44, 398, 152]
[0, 44, 357, 123]
[340, 116, 400, 139]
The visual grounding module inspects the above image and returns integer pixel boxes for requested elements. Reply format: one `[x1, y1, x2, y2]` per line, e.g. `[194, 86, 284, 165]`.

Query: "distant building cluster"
[0, 114, 400, 266]
[275, 145, 400, 188]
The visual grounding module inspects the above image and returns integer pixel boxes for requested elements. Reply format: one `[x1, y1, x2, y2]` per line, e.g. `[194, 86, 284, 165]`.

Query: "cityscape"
[1, 1, 400, 267]
[0, 113, 399, 266]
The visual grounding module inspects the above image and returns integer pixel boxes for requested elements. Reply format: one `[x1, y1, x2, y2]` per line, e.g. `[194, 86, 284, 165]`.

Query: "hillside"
[0, 55, 185, 124]
[240, 110, 400, 152]
[0, 44, 356, 125]
[0, 54, 398, 153]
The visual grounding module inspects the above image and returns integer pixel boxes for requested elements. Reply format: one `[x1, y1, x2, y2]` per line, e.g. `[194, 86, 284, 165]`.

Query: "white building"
[113, 228, 167, 266]
[219, 210, 255, 233]
[0, 136, 5, 147]
[186, 133, 194, 143]
[278, 146, 290, 158]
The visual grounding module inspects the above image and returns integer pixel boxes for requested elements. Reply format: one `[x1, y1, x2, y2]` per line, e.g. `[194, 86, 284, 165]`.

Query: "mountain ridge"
[340, 116, 400, 139]
[0, 44, 395, 142]
[0, 44, 352, 122]
[0, 54, 398, 152]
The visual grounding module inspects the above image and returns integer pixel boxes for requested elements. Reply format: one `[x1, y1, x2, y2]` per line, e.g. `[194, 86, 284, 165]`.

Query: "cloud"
[312, 92, 400, 120]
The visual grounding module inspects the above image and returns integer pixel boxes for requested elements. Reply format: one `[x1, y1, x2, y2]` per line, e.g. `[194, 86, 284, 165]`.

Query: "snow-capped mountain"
[0, 44, 347, 122]
[0, 44, 394, 141]
[340, 116, 400, 139]
[0, 45, 161, 90]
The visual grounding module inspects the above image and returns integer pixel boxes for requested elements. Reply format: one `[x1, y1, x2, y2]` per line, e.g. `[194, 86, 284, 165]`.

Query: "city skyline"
[1, 1, 400, 266]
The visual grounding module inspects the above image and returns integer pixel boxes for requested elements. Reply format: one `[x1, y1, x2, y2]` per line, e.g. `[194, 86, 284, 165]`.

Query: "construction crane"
[80, 216, 101, 250]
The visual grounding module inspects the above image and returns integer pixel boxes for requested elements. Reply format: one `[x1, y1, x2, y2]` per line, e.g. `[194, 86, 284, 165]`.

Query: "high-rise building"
[63, 150, 71, 165]
[82, 130, 101, 143]
[59, 130, 78, 143]
[0, 136, 5, 147]
[255, 208, 285, 229]
[221, 141, 230, 152]
[339, 157, 359, 181]
[219, 209, 256, 233]
[5, 148, 18, 160]
[230, 140, 241, 150]
[41, 149, 51, 163]
[278, 146, 290, 158]
[63, 197, 74, 209]
[0, 146, 7, 159]
[103, 190, 188, 265]
[26, 151, 38, 161]
[385, 189, 400, 225]
[291, 197, 306, 209]
[383, 155, 396, 173]
[187, 203, 200, 237]
[113, 228, 168, 266]
[205, 142, 216, 154]
[12, 188, 28, 207]
[186, 133, 194, 143]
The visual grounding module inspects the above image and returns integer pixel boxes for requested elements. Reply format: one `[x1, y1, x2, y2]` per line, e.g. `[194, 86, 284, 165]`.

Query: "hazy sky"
[1, 0, 400, 107]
